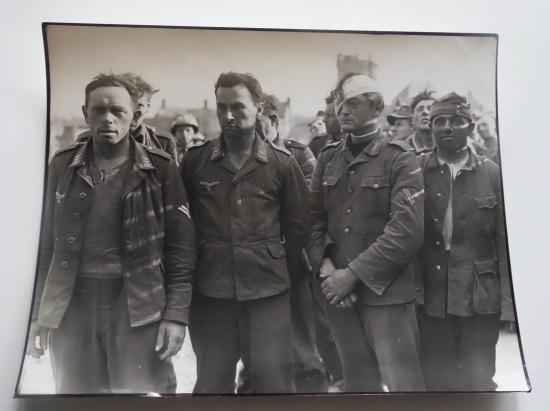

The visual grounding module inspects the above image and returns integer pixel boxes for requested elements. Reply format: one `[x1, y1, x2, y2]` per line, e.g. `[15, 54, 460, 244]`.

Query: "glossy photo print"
[16, 23, 529, 396]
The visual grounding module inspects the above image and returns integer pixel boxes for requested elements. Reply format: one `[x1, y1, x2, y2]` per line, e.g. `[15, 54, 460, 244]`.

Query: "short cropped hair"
[84, 73, 140, 107]
[214, 72, 263, 104]
[410, 90, 435, 111]
[120, 72, 159, 103]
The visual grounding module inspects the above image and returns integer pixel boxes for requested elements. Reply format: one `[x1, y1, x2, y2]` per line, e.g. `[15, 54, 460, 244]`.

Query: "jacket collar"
[426, 147, 477, 171]
[340, 129, 384, 156]
[68, 136, 155, 170]
[210, 132, 268, 163]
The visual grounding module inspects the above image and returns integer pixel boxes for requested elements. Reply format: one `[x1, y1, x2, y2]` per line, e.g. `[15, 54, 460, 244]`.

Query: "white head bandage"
[336, 74, 382, 114]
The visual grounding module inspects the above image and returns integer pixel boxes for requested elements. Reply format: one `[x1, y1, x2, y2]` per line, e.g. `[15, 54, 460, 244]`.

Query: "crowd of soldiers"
[26, 69, 513, 395]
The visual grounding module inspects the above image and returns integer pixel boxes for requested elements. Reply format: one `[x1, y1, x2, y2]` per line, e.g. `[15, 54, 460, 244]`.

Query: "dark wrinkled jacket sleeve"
[32, 156, 62, 320]
[307, 150, 332, 276]
[161, 160, 196, 324]
[348, 151, 424, 295]
[280, 156, 310, 282]
[489, 162, 514, 321]
[296, 146, 317, 190]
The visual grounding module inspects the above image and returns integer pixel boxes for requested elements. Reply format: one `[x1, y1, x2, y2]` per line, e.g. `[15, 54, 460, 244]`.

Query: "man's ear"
[256, 102, 264, 119]
[132, 108, 144, 127]
[82, 105, 89, 124]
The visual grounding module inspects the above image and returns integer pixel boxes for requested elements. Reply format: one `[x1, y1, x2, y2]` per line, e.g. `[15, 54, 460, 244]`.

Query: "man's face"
[432, 114, 474, 154]
[337, 94, 378, 133]
[174, 125, 196, 148]
[216, 85, 261, 138]
[411, 99, 434, 131]
[477, 119, 493, 140]
[83, 86, 135, 147]
[393, 118, 414, 141]
[324, 102, 340, 136]
[309, 118, 327, 137]
[131, 94, 151, 130]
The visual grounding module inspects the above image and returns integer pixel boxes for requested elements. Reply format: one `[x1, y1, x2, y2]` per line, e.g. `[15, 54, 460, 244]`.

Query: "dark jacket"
[77, 123, 179, 164]
[308, 134, 339, 159]
[308, 131, 425, 306]
[180, 133, 310, 301]
[418, 149, 512, 320]
[33, 137, 196, 329]
[273, 136, 316, 189]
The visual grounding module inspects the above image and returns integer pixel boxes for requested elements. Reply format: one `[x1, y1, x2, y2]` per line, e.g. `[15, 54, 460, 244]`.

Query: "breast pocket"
[360, 176, 390, 216]
[475, 193, 497, 233]
[322, 174, 341, 212]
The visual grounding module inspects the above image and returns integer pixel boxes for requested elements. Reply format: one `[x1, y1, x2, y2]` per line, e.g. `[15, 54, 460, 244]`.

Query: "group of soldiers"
[26, 69, 513, 395]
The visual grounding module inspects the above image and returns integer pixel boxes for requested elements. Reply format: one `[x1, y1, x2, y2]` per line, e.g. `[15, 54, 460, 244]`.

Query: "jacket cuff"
[348, 262, 387, 296]
[162, 309, 188, 326]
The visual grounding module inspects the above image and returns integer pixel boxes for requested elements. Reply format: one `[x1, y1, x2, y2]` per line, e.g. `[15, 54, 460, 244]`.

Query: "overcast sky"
[47, 25, 497, 120]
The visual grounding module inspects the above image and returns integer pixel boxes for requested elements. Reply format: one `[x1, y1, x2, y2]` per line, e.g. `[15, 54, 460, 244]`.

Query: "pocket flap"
[267, 241, 287, 259]
[475, 193, 497, 208]
[323, 175, 340, 187]
[361, 176, 389, 189]
[474, 258, 498, 275]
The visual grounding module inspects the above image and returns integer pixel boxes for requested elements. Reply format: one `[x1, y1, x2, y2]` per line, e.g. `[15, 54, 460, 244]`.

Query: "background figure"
[171, 112, 201, 158]
[308, 73, 425, 392]
[407, 90, 436, 154]
[418, 93, 511, 390]
[387, 105, 414, 142]
[181, 72, 310, 394]
[26, 73, 195, 394]
[474, 114, 499, 164]
[308, 91, 342, 159]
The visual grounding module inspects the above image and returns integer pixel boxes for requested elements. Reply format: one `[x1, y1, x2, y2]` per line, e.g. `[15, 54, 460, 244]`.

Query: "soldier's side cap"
[336, 74, 382, 115]
[387, 105, 413, 125]
[430, 92, 473, 121]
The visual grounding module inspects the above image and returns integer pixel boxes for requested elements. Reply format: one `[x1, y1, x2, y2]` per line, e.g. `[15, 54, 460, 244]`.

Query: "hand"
[335, 292, 358, 309]
[320, 268, 359, 305]
[155, 320, 186, 361]
[26, 320, 49, 359]
[319, 258, 336, 278]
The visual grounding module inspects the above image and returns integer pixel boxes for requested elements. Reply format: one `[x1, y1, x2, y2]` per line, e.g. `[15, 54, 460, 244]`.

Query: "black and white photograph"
[15, 23, 530, 396]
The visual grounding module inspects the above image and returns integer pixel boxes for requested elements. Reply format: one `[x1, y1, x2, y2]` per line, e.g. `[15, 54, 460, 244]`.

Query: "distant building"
[337, 54, 378, 80]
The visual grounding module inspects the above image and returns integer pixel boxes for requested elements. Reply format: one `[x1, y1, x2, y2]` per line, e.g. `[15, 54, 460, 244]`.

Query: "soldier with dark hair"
[407, 90, 436, 154]
[26, 73, 196, 394]
[181, 72, 310, 393]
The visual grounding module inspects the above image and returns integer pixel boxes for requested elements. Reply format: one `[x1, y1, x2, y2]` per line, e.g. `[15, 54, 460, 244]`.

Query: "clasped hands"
[319, 258, 358, 309]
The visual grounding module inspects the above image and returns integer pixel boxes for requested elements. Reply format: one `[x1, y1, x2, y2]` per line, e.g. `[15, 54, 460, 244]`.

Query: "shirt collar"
[340, 128, 384, 156]
[210, 132, 268, 163]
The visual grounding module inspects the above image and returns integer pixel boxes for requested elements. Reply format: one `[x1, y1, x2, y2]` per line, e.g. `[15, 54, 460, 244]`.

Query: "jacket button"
[347, 188, 353, 194]
[373, 183, 379, 189]
[440, 170, 445, 174]
[323, 181, 328, 186]
[435, 240, 441, 246]
[59, 260, 69, 269]
[124, 272, 131, 278]
[67, 236, 76, 245]
[237, 199, 242, 205]
[349, 170, 356, 175]
[79, 192, 87, 199]
[344, 227, 350, 234]
[436, 193, 442, 198]
[435, 264, 441, 271]
[433, 217, 439, 223]
[346, 208, 352, 214]
[73, 212, 81, 220]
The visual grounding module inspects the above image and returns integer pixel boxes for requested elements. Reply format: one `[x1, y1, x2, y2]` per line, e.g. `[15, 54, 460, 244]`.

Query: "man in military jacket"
[26, 74, 196, 394]
[181, 72, 309, 393]
[418, 93, 512, 391]
[308, 73, 426, 392]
